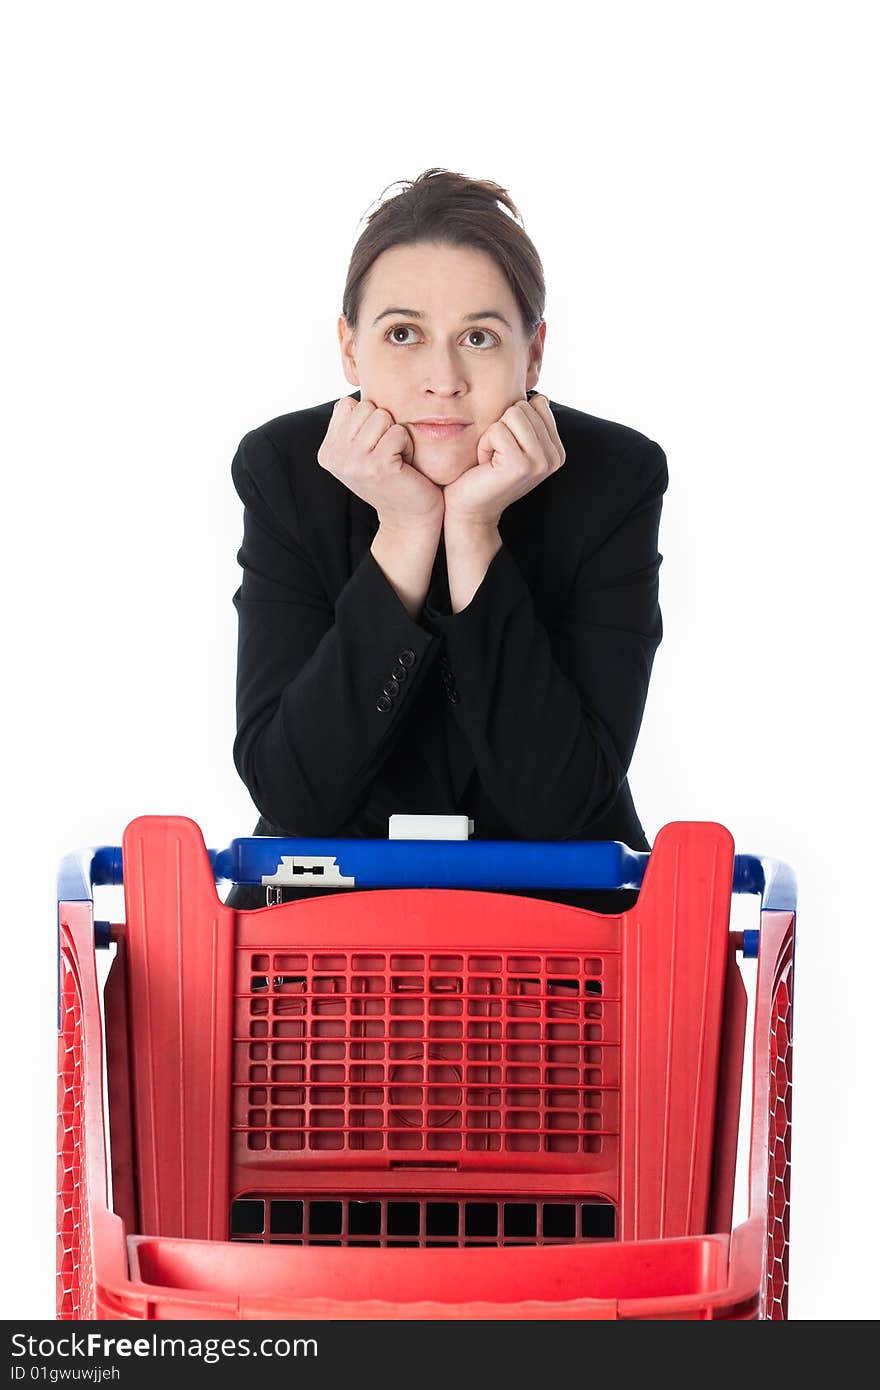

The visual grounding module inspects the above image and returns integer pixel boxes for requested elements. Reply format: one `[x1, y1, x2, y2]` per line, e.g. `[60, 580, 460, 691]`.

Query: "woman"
[225, 168, 668, 913]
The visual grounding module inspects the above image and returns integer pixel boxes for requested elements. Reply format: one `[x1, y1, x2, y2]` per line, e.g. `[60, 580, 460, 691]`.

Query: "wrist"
[376, 511, 444, 540]
[443, 513, 501, 545]
[443, 515, 502, 615]
[444, 514, 502, 573]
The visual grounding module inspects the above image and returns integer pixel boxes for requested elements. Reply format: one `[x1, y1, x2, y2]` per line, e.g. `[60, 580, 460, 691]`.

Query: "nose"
[422, 344, 469, 397]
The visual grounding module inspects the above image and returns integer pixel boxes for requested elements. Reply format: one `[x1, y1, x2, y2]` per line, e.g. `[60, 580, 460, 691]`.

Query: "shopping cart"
[56, 816, 796, 1320]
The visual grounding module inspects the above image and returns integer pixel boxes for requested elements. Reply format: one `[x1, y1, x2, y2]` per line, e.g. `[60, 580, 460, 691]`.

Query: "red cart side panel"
[122, 817, 236, 1240]
[57, 904, 129, 1319]
[748, 908, 795, 1319]
[618, 822, 735, 1239]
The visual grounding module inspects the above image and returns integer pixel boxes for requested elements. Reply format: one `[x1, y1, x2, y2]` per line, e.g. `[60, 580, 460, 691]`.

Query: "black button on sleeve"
[376, 694, 393, 713]
[397, 649, 416, 667]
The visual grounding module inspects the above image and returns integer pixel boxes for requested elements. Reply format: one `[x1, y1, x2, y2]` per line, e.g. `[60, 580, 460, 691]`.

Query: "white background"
[3, 0, 877, 1320]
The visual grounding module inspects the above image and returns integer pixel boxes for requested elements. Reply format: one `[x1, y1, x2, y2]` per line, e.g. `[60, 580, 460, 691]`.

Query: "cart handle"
[57, 836, 797, 915]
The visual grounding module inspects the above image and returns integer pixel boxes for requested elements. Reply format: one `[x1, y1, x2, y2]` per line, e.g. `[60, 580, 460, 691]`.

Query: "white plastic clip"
[261, 855, 356, 889]
[388, 814, 475, 841]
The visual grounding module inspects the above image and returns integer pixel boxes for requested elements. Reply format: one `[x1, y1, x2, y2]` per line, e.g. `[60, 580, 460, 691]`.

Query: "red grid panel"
[232, 948, 618, 1166]
[57, 956, 95, 1319]
[766, 948, 794, 1318]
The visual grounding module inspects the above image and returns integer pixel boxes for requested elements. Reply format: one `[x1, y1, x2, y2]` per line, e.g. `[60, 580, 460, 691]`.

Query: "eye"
[463, 328, 499, 349]
[386, 323, 419, 345]
[384, 324, 500, 349]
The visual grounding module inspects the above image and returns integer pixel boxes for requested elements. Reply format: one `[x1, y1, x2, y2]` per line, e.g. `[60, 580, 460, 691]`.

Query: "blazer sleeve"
[421, 441, 669, 840]
[231, 426, 441, 834]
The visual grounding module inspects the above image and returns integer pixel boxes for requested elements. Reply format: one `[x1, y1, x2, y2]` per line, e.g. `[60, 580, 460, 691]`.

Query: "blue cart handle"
[57, 836, 797, 916]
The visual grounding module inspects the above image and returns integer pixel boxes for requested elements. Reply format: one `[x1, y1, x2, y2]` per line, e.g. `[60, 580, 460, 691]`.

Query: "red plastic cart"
[56, 816, 796, 1319]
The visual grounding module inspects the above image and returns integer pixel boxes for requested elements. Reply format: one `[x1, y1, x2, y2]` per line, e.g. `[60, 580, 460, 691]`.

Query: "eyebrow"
[371, 306, 514, 331]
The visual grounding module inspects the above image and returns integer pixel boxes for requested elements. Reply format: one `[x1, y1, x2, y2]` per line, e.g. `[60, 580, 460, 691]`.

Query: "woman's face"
[338, 240, 545, 486]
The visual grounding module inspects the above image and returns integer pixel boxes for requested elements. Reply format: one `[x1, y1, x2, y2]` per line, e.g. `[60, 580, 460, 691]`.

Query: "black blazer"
[225, 389, 668, 913]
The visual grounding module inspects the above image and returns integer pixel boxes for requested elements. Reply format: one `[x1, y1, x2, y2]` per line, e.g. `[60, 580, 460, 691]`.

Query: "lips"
[412, 422, 470, 440]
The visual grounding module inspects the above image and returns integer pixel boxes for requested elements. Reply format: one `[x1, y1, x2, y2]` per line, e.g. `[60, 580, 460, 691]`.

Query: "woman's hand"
[442, 394, 566, 528]
[318, 396, 445, 532]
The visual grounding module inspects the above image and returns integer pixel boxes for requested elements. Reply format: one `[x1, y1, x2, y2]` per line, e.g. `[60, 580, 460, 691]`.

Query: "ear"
[525, 319, 546, 392]
[338, 314, 360, 388]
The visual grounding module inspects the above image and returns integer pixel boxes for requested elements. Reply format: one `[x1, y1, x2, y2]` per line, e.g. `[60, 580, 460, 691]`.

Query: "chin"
[413, 451, 477, 487]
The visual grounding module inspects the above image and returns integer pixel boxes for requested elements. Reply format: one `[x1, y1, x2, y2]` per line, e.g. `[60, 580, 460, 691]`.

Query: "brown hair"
[342, 168, 545, 342]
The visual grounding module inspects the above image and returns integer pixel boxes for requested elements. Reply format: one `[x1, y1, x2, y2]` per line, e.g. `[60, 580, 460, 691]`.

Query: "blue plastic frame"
[57, 834, 797, 915]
